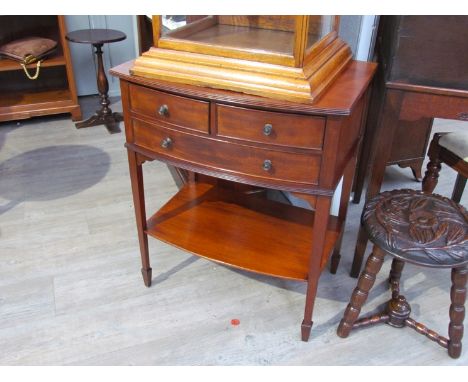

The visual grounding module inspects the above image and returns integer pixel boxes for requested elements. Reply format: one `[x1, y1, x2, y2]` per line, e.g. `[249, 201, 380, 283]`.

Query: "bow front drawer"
[216, 104, 325, 149]
[132, 119, 321, 187]
[128, 84, 210, 133]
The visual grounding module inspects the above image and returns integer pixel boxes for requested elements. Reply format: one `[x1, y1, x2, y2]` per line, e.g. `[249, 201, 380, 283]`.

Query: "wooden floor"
[0, 97, 467, 365]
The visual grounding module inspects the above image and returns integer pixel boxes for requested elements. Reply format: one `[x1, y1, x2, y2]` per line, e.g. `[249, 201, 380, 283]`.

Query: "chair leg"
[337, 246, 386, 338]
[422, 134, 443, 193]
[448, 266, 467, 359]
[451, 174, 466, 204]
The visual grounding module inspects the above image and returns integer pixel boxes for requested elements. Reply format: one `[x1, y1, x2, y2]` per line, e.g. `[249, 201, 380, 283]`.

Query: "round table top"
[66, 29, 126, 45]
[362, 189, 468, 268]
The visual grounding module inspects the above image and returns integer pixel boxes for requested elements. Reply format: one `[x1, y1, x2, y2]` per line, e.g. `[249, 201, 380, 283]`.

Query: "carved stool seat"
[337, 189, 468, 358]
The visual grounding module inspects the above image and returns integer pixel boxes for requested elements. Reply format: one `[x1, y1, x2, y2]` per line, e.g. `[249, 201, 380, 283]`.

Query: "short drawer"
[132, 119, 321, 186]
[216, 104, 325, 149]
[128, 84, 210, 133]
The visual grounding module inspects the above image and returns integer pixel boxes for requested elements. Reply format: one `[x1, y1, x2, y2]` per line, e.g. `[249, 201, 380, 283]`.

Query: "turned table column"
[66, 28, 126, 133]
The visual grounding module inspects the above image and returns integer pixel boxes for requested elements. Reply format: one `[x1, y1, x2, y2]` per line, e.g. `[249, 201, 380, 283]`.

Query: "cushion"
[439, 131, 468, 161]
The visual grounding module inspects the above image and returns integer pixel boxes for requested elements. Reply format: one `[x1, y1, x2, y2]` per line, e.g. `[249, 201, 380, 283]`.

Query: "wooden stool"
[337, 189, 468, 358]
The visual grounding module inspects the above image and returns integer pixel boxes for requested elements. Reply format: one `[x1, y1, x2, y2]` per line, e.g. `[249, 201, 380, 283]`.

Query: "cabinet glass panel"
[306, 16, 336, 50]
[160, 15, 296, 59]
[161, 15, 206, 35]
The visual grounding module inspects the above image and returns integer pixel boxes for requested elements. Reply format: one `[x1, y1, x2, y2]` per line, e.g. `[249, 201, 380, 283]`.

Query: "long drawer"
[128, 83, 210, 133]
[132, 119, 321, 186]
[216, 104, 325, 149]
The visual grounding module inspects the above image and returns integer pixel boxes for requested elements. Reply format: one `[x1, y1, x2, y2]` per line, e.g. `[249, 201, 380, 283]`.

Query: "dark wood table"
[350, 16, 468, 278]
[351, 84, 468, 277]
[351, 83, 468, 277]
[66, 28, 126, 133]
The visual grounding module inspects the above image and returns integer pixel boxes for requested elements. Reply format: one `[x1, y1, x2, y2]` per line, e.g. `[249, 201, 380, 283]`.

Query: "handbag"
[0, 37, 57, 80]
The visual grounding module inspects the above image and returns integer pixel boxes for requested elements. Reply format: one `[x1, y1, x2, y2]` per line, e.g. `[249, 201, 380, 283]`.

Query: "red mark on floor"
[231, 319, 240, 326]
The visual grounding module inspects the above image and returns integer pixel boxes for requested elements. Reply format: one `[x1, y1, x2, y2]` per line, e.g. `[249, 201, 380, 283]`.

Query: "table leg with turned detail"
[74, 43, 123, 133]
[66, 28, 127, 134]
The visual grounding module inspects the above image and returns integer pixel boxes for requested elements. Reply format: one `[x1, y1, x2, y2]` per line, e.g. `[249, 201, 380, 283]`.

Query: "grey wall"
[339, 15, 379, 61]
[65, 15, 138, 97]
[339, 16, 363, 56]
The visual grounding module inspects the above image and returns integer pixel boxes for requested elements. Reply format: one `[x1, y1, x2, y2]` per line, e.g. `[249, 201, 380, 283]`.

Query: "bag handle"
[20, 60, 41, 80]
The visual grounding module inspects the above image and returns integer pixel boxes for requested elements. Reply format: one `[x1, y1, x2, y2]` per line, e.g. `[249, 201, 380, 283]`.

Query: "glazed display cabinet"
[131, 15, 352, 102]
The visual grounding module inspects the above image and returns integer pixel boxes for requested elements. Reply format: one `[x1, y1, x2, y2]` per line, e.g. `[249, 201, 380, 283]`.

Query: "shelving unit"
[0, 15, 81, 122]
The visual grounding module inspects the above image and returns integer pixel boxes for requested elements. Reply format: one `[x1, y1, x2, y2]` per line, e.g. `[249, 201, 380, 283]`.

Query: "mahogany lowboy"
[111, 59, 376, 341]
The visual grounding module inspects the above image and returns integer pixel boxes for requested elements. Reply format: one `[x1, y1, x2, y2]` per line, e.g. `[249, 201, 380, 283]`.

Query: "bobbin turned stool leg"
[337, 246, 386, 338]
[389, 258, 405, 298]
[448, 266, 467, 358]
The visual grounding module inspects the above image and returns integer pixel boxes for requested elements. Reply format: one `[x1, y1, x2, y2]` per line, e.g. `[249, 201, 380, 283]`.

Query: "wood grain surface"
[128, 83, 210, 133]
[216, 104, 325, 149]
[111, 60, 376, 116]
[130, 118, 322, 187]
[146, 182, 340, 280]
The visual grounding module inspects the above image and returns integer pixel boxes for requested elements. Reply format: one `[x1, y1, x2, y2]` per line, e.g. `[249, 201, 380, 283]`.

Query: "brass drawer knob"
[263, 123, 273, 136]
[262, 159, 272, 171]
[161, 137, 173, 149]
[158, 104, 169, 116]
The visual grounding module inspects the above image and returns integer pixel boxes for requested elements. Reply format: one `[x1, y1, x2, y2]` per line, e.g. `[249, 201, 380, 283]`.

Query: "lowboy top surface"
[110, 60, 376, 115]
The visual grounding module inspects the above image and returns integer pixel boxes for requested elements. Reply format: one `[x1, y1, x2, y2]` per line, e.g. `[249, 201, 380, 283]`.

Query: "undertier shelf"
[146, 182, 341, 281]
